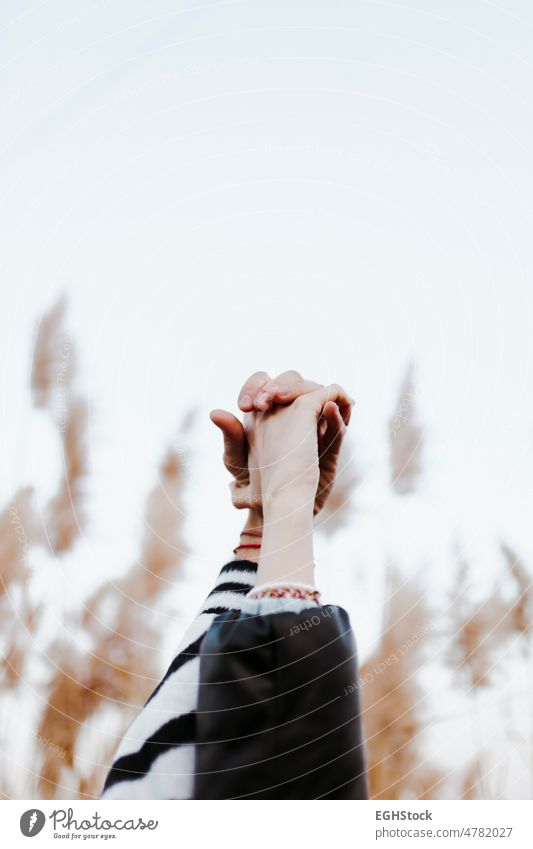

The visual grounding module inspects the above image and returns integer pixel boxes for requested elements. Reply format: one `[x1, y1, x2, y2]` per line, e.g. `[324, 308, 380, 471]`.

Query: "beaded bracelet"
[248, 585, 321, 604]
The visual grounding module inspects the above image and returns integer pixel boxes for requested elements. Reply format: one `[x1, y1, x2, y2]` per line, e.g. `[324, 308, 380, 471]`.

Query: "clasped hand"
[210, 370, 353, 518]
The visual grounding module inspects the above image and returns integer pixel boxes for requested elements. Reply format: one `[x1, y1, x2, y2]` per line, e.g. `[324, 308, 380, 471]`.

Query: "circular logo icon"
[20, 810, 46, 837]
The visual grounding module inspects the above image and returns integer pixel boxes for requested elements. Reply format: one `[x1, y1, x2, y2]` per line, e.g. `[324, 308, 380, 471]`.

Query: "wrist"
[257, 489, 315, 587]
[234, 508, 263, 562]
[263, 485, 315, 524]
[241, 507, 263, 536]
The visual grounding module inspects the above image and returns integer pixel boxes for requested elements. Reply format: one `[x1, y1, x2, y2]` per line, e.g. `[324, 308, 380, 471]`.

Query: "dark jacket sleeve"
[193, 604, 368, 799]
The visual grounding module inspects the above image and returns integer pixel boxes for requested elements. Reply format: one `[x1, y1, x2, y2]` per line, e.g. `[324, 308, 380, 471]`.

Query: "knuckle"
[280, 369, 303, 381]
[248, 370, 270, 386]
[326, 383, 348, 402]
[239, 372, 270, 400]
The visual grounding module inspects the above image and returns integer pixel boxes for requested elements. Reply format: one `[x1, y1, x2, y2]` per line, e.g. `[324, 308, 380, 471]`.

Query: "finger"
[255, 374, 322, 411]
[319, 401, 346, 449]
[209, 409, 249, 483]
[318, 401, 338, 439]
[317, 404, 346, 494]
[253, 370, 305, 410]
[269, 370, 306, 404]
[268, 378, 322, 406]
[274, 369, 303, 384]
[238, 371, 271, 411]
[253, 378, 285, 410]
[315, 384, 354, 426]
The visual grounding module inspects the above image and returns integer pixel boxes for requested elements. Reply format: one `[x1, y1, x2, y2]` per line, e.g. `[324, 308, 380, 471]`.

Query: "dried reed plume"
[500, 543, 532, 639]
[31, 297, 88, 553]
[0, 488, 43, 691]
[31, 296, 74, 412]
[361, 567, 442, 799]
[445, 545, 532, 797]
[388, 362, 423, 494]
[0, 488, 36, 597]
[37, 444, 187, 798]
[446, 549, 530, 690]
[3, 297, 188, 798]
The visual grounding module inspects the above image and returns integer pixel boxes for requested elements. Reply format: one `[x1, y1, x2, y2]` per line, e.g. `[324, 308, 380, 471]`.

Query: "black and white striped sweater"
[101, 558, 258, 799]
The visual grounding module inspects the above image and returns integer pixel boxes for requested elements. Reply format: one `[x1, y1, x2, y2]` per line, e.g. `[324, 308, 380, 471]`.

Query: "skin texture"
[210, 372, 354, 583]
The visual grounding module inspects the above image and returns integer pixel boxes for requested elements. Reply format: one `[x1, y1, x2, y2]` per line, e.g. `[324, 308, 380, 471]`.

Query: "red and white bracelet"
[247, 583, 321, 605]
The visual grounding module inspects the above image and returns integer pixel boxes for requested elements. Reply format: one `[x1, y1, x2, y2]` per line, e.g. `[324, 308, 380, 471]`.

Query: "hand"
[249, 383, 353, 515]
[210, 371, 353, 515]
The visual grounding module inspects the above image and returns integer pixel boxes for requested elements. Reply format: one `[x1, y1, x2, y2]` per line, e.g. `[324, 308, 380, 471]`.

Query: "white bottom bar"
[2, 800, 532, 847]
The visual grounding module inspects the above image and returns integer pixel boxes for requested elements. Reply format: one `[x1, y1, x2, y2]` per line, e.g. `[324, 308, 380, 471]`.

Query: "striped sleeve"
[100, 558, 258, 799]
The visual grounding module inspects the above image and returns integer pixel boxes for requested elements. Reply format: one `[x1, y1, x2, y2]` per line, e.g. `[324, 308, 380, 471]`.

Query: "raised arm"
[194, 382, 368, 799]
[101, 371, 340, 799]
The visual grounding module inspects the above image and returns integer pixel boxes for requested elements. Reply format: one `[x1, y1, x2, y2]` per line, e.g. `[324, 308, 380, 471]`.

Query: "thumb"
[210, 409, 249, 483]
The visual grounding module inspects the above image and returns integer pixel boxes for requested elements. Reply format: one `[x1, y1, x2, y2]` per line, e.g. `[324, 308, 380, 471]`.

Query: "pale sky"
[1, 0, 533, 798]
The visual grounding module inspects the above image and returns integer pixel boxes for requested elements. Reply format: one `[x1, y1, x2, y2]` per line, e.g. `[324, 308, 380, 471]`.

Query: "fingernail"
[256, 392, 269, 406]
[240, 395, 252, 407]
[277, 385, 291, 396]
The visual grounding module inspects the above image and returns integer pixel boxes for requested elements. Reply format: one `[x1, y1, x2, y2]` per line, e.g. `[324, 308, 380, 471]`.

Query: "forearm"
[256, 488, 315, 587]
